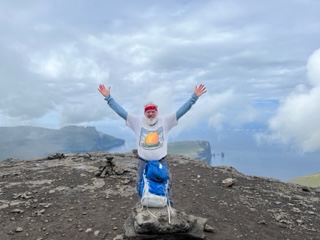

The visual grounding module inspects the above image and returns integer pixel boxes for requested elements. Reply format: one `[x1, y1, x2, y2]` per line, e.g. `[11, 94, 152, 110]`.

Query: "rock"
[221, 178, 236, 187]
[11, 209, 24, 213]
[15, 227, 23, 232]
[114, 165, 126, 175]
[258, 220, 266, 225]
[123, 204, 208, 239]
[132, 149, 138, 157]
[47, 153, 65, 160]
[204, 223, 215, 232]
[95, 156, 127, 177]
[113, 234, 125, 240]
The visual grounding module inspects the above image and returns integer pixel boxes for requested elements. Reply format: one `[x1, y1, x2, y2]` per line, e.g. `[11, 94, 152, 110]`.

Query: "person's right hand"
[98, 84, 111, 97]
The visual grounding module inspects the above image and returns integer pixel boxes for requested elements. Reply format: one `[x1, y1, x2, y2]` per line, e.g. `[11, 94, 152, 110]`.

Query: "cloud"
[172, 88, 259, 134]
[1, 0, 320, 150]
[258, 49, 320, 152]
[307, 48, 320, 87]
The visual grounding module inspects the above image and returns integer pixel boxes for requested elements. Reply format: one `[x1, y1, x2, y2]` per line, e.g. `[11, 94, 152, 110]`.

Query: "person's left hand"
[98, 84, 111, 97]
[194, 84, 207, 97]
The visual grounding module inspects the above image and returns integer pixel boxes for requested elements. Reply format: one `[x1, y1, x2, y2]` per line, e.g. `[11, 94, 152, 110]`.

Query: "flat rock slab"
[124, 204, 207, 239]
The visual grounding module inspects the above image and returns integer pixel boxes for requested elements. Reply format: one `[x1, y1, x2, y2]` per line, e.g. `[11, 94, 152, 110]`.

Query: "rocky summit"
[0, 152, 319, 240]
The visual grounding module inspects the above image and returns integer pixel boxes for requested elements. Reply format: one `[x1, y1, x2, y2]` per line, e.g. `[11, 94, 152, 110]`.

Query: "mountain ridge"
[0, 126, 212, 163]
[0, 125, 125, 160]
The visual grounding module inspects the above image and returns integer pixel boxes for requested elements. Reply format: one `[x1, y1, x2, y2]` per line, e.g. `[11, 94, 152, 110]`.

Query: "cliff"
[168, 140, 212, 164]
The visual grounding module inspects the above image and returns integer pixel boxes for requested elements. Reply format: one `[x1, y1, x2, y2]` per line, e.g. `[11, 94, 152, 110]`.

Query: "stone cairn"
[95, 156, 115, 178]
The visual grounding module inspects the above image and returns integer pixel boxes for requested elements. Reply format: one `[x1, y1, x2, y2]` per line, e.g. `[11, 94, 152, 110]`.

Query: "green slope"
[288, 173, 320, 187]
[168, 140, 211, 164]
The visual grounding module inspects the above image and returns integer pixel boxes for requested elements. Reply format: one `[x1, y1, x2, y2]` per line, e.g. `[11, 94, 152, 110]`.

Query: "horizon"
[1, 124, 319, 182]
[100, 124, 320, 182]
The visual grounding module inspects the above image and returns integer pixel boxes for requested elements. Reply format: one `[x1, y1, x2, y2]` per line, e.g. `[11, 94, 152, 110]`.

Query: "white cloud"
[173, 89, 253, 132]
[0, 0, 320, 152]
[29, 43, 110, 81]
[307, 48, 320, 87]
[259, 49, 320, 152]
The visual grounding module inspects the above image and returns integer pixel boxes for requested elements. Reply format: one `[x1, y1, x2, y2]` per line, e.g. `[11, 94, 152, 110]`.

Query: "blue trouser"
[136, 157, 173, 203]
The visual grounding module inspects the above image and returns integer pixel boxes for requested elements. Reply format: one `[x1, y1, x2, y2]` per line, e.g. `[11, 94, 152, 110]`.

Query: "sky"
[1, 0, 320, 156]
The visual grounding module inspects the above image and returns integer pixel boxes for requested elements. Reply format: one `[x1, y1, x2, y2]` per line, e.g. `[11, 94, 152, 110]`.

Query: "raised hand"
[98, 84, 111, 97]
[194, 84, 207, 97]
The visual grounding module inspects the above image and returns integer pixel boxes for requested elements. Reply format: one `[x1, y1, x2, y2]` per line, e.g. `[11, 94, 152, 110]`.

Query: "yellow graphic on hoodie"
[140, 127, 164, 149]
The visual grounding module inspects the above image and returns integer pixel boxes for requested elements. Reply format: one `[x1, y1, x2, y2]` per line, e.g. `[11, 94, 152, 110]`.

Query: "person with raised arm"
[98, 83, 206, 205]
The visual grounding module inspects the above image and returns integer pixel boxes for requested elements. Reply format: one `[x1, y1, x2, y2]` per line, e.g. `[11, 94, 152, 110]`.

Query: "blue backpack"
[139, 160, 169, 207]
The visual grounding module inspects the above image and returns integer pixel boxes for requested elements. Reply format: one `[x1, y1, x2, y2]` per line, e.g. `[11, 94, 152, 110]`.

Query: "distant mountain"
[0, 126, 125, 160]
[0, 126, 211, 163]
[168, 140, 211, 164]
[288, 173, 320, 187]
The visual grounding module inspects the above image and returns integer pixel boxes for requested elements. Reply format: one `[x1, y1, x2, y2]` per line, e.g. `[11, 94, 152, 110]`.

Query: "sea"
[210, 150, 320, 182]
[109, 141, 320, 182]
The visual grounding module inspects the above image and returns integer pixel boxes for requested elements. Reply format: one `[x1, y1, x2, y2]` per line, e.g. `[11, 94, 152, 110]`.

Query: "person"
[98, 83, 206, 204]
